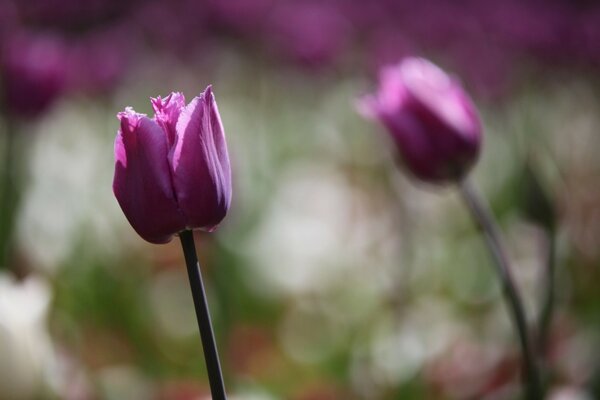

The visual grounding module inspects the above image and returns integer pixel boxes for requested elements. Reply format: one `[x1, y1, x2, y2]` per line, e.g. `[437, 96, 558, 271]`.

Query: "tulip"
[113, 86, 232, 244]
[361, 59, 543, 399]
[360, 57, 482, 183]
[1, 32, 68, 118]
[68, 26, 134, 96]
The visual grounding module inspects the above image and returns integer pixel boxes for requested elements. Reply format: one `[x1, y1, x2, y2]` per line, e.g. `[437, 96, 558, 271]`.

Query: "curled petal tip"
[150, 96, 162, 109]
[117, 106, 132, 118]
[117, 107, 146, 133]
[202, 85, 215, 101]
[151, 92, 186, 116]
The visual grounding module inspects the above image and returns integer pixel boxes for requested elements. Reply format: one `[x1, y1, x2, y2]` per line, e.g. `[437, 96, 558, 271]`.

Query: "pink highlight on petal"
[398, 58, 480, 141]
[114, 107, 145, 169]
[151, 92, 186, 147]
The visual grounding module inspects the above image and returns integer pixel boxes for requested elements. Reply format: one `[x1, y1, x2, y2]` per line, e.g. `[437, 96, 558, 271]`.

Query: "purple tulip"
[113, 86, 232, 244]
[68, 25, 135, 96]
[265, 2, 351, 70]
[360, 57, 482, 183]
[1, 32, 68, 118]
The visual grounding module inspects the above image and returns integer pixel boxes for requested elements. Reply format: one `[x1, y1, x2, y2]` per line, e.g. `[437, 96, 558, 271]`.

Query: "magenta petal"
[364, 57, 482, 183]
[170, 86, 232, 230]
[151, 92, 186, 147]
[113, 109, 186, 243]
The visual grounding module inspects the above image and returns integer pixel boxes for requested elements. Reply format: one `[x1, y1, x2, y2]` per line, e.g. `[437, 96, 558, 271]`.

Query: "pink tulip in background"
[360, 57, 482, 183]
[360, 57, 545, 398]
[113, 86, 232, 244]
[1, 32, 68, 118]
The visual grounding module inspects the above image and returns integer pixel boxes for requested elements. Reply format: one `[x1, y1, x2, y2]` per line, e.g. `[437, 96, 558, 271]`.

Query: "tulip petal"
[113, 108, 186, 243]
[170, 86, 232, 230]
[151, 92, 186, 147]
[400, 58, 480, 141]
[365, 57, 482, 182]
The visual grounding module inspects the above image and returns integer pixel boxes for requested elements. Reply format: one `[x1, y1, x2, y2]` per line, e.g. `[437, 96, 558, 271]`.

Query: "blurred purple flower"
[206, 0, 274, 37]
[0, 0, 18, 40]
[136, 0, 211, 57]
[15, 0, 129, 32]
[1, 32, 68, 118]
[68, 26, 135, 96]
[360, 57, 482, 183]
[113, 86, 232, 244]
[573, 9, 600, 66]
[365, 27, 414, 73]
[265, 2, 351, 69]
[482, 2, 571, 64]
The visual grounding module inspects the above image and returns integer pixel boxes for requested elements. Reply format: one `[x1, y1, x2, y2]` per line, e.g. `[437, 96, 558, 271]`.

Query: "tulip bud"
[360, 57, 482, 183]
[113, 86, 232, 244]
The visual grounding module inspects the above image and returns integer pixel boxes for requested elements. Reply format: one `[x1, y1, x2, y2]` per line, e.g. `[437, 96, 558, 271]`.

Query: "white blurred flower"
[240, 162, 401, 298]
[17, 102, 133, 273]
[351, 297, 467, 396]
[548, 386, 594, 400]
[0, 272, 54, 399]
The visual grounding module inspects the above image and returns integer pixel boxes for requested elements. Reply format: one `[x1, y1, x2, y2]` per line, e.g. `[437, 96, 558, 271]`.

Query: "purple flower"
[265, 2, 351, 70]
[360, 57, 482, 183]
[68, 25, 135, 96]
[1, 32, 68, 118]
[113, 86, 232, 244]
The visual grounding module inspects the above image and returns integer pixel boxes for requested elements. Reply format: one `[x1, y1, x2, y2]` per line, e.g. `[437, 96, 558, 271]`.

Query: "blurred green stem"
[0, 118, 19, 271]
[537, 229, 556, 358]
[459, 180, 542, 400]
[179, 230, 228, 400]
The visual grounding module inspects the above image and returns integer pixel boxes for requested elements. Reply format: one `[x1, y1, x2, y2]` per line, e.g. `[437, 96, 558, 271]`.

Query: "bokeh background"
[1, 0, 599, 399]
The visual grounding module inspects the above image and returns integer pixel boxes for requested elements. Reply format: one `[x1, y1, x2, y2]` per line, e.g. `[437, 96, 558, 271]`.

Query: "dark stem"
[0, 119, 19, 271]
[458, 180, 543, 400]
[179, 230, 227, 400]
[537, 229, 556, 358]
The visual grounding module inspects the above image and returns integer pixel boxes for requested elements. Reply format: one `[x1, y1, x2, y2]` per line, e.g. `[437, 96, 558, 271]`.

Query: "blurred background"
[1, 0, 599, 399]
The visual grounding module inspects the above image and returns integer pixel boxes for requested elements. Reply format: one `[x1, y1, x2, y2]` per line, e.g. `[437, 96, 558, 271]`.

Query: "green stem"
[459, 180, 542, 400]
[0, 118, 19, 271]
[537, 229, 556, 358]
[179, 230, 227, 400]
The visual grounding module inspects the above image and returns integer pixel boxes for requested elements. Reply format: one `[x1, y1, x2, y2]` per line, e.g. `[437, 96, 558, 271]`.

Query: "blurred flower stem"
[179, 230, 228, 400]
[0, 118, 20, 273]
[459, 180, 542, 400]
[538, 228, 557, 358]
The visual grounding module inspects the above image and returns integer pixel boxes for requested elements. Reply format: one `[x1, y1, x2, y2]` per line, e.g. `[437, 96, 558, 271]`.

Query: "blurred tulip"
[68, 26, 135, 96]
[113, 86, 232, 244]
[0, 1, 17, 40]
[360, 57, 482, 183]
[207, 0, 274, 37]
[265, 2, 351, 70]
[1, 32, 68, 118]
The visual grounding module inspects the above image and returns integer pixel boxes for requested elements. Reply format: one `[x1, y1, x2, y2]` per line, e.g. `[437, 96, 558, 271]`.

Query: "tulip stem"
[537, 229, 557, 358]
[179, 230, 227, 400]
[0, 119, 19, 272]
[458, 180, 542, 400]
